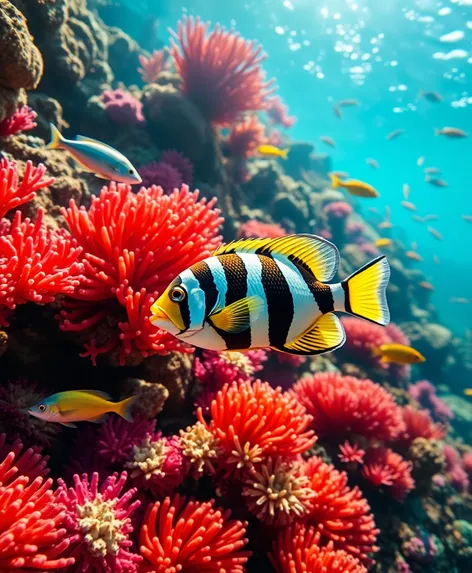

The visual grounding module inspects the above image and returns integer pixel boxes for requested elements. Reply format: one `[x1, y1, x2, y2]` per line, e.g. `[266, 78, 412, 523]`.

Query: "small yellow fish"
[375, 238, 392, 248]
[329, 173, 379, 198]
[419, 281, 434, 291]
[435, 126, 468, 138]
[372, 343, 426, 364]
[401, 201, 416, 212]
[320, 136, 336, 148]
[464, 389, 472, 396]
[378, 221, 394, 230]
[28, 390, 138, 428]
[427, 226, 443, 240]
[257, 144, 288, 159]
[47, 124, 142, 184]
[386, 129, 405, 141]
[406, 250, 423, 262]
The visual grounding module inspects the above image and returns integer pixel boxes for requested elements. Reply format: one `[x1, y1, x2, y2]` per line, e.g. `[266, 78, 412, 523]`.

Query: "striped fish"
[149, 235, 391, 356]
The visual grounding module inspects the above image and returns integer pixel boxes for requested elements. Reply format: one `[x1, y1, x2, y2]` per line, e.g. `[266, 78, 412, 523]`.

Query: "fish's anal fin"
[277, 312, 346, 356]
[60, 422, 78, 428]
[213, 234, 340, 282]
[209, 295, 264, 334]
[89, 414, 109, 424]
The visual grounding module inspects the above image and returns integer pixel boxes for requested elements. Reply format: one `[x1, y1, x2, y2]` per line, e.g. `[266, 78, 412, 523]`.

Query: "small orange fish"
[427, 226, 443, 240]
[321, 136, 336, 148]
[372, 343, 425, 364]
[464, 389, 472, 396]
[450, 297, 470, 304]
[435, 127, 468, 138]
[366, 158, 379, 169]
[257, 145, 288, 159]
[386, 129, 405, 141]
[378, 221, 394, 230]
[329, 173, 379, 198]
[401, 201, 416, 212]
[406, 251, 423, 262]
[375, 238, 392, 248]
[419, 281, 434, 291]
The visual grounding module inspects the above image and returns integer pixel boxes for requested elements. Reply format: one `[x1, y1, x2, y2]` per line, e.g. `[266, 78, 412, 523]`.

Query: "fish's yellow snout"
[150, 304, 169, 324]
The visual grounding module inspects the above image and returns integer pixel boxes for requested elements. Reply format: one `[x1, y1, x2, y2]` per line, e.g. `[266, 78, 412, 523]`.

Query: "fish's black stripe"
[298, 267, 335, 314]
[342, 280, 351, 313]
[213, 254, 251, 350]
[259, 255, 293, 347]
[191, 260, 219, 317]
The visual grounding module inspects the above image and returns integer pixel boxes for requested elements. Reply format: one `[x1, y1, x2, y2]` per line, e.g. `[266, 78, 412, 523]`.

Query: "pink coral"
[362, 447, 415, 501]
[266, 96, 296, 129]
[397, 406, 447, 448]
[443, 445, 469, 493]
[56, 472, 141, 572]
[324, 201, 353, 219]
[97, 417, 156, 465]
[409, 380, 453, 423]
[339, 441, 365, 465]
[101, 89, 145, 126]
[463, 451, 472, 478]
[160, 149, 194, 186]
[138, 161, 183, 193]
[0, 106, 37, 137]
[224, 115, 266, 158]
[170, 16, 275, 125]
[292, 372, 405, 442]
[238, 219, 286, 239]
[138, 50, 169, 83]
[57, 183, 223, 365]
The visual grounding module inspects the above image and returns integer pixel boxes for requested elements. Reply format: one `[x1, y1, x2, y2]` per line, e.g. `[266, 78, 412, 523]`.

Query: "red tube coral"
[362, 447, 415, 501]
[0, 433, 49, 481]
[0, 208, 83, 326]
[0, 437, 74, 571]
[269, 523, 367, 573]
[0, 106, 37, 137]
[138, 50, 169, 83]
[302, 456, 379, 565]
[292, 372, 405, 442]
[397, 406, 447, 448]
[197, 380, 316, 474]
[56, 472, 141, 573]
[0, 158, 54, 219]
[224, 115, 266, 158]
[170, 16, 275, 125]
[58, 183, 223, 364]
[339, 441, 365, 465]
[139, 494, 251, 572]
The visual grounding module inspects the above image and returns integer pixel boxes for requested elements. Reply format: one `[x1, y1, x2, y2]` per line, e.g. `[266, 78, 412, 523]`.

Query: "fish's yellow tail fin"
[342, 255, 390, 326]
[47, 123, 64, 149]
[281, 149, 289, 160]
[329, 173, 341, 189]
[115, 395, 138, 423]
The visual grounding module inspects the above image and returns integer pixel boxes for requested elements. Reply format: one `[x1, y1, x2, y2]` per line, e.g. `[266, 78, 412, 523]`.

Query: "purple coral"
[97, 417, 157, 465]
[409, 380, 453, 424]
[100, 89, 145, 127]
[443, 444, 469, 493]
[138, 161, 183, 193]
[160, 149, 194, 186]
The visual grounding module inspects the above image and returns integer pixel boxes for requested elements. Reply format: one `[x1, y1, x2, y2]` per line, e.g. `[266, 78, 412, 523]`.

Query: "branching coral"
[139, 494, 251, 572]
[292, 372, 405, 442]
[56, 472, 141, 573]
[138, 50, 169, 83]
[197, 380, 316, 474]
[302, 456, 379, 565]
[58, 183, 223, 364]
[269, 523, 367, 573]
[362, 447, 415, 501]
[0, 106, 37, 136]
[224, 115, 266, 158]
[238, 219, 286, 239]
[170, 16, 275, 125]
[0, 437, 74, 571]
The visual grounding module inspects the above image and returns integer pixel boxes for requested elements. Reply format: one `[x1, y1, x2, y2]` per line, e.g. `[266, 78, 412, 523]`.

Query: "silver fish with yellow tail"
[150, 234, 391, 356]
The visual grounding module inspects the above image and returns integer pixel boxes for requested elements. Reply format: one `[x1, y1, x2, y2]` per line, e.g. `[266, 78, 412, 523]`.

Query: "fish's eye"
[169, 285, 186, 303]
[38, 404, 46, 412]
[129, 169, 134, 175]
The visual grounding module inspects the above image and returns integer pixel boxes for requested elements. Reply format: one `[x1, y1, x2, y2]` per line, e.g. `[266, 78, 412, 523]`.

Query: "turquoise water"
[110, 0, 472, 334]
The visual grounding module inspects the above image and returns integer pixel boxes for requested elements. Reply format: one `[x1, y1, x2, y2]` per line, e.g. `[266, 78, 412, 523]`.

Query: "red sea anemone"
[138, 50, 169, 83]
[57, 183, 223, 365]
[269, 523, 367, 573]
[170, 16, 275, 125]
[224, 115, 266, 158]
[362, 447, 415, 501]
[0, 106, 37, 137]
[302, 456, 379, 565]
[338, 441, 365, 465]
[0, 437, 74, 571]
[292, 372, 405, 442]
[139, 494, 251, 572]
[197, 380, 316, 474]
[237, 219, 286, 239]
[56, 472, 141, 573]
[97, 417, 157, 465]
[397, 406, 447, 448]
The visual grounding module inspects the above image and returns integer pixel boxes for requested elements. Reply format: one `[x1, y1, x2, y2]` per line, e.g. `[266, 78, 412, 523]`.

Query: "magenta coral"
[292, 372, 405, 442]
[341, 316, 390, 367]
[0, 106, 37, 137]
[362, 447, 415, 501]
[224, 115, 266, 158]
[0, 158, 54, 219]
[0, 437, 74, 571]
[57, 183, 223, 364]
[160, 149, 194, 186]
[238, 219, 286, 239]
[324, 201, 353, 219]
[138, 161, 183, 193]
[409, 380, 453, 423]
[97, 417, 156, 465]
[101, 89, 145, 126]
[339, 441, 365, 465]
[397, 406, 447, 448]
[443, 444, 469, 493]
[56, 471, 141, 573]
[170, 16, 275, 125]
[0, 208, 83, 326]
[139, 494, 251, 572]
[138, 50, 169, 83]
[266, 96, 296, 129]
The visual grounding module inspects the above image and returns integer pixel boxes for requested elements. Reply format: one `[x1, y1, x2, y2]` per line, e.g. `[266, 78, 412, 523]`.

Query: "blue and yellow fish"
[28, 390, 138, 428]
[47, 123, 142, 185]
[150, 234, 391, 356]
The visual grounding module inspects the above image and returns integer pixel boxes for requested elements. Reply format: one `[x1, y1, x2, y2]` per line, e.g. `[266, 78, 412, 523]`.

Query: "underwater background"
[0, 0, 472, 571]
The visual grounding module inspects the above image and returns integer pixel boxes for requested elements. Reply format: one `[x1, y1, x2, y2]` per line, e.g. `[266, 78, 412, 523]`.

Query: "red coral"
[324, 201, 353, 219]
[0, 106, 37, 137]
[292, 372, 405, 442]
[0, 158, 54, 219]
[0, 437, 74, 571]
[339, 441, 365, 465]
[58, 183, 223, 364]
[397, 406, 447, 448]
[269, 523, 367, 573]
[362, 447, 415, 501]
[170, 16, 275, 125]
[302, 456, 378, 565]
[56, 472, 141, 573]
[463, 451, 472, 477]
[160, 150, 194, 187]
[238, 219, 286, 239]
[197, 380, 316, 474]
[138, 50, 169, 83]
[266, 96, 296, 129]
[139, 494, 251, 572]
[138, 161, 183, 193]
[224, 115, 266, 158]
[0, 208, 82, 325]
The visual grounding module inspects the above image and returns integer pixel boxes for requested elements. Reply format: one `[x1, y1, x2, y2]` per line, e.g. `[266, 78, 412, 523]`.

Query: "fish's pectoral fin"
[277, 312, 346, 356]
[208, 295, 264, 334]
[213, 234, 339, 282]
[60, 421, 78, 428]
[88, 414, 109, 424]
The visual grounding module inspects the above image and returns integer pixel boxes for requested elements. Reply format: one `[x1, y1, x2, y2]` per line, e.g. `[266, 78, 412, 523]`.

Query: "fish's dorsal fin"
[208, 295, 264, 334]
[213, 234, 340, 282]
[277, 312, 346, 355]
[75, 135, 118, 152]
[74, 389, 113, 400]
